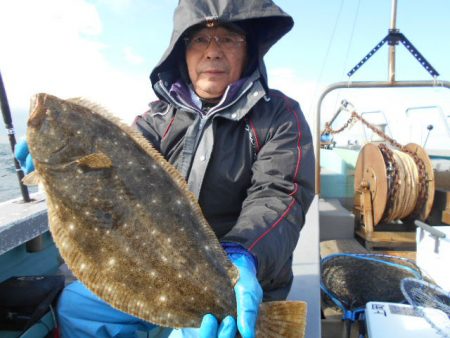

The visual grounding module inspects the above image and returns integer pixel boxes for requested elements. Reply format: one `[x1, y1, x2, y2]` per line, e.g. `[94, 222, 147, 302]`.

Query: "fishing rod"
[0, 70, 31, 202]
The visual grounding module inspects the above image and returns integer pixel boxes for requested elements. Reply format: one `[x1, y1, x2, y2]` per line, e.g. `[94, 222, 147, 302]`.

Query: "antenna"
[346, 0, 439, 81]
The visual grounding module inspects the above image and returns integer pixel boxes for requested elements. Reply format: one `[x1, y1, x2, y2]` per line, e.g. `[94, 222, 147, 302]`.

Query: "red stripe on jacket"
[248, 94, 303, 250]
[162, 117, 175, 140]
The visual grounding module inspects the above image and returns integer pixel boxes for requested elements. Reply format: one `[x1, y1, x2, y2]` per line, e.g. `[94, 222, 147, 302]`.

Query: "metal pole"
[0, 71, 31, 202]
[390, 0, 398, 30]
[388, 0, 398, 82]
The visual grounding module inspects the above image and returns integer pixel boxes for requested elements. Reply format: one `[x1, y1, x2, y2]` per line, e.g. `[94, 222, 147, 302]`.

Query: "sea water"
[0, 143, 37, 203]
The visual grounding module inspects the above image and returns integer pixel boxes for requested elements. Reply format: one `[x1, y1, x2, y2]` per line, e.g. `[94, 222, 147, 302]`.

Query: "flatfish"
[25, 93, 306, 337]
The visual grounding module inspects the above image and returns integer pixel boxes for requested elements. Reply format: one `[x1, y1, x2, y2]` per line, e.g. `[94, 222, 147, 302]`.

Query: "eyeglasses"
[184, 34, 246, 51]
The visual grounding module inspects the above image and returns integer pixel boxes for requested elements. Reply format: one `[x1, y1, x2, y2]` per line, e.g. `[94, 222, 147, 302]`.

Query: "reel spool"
[354, 143, 435, 228]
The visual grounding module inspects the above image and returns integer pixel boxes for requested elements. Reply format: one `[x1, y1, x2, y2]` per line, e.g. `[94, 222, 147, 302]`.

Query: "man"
[16, 0, 315, 337]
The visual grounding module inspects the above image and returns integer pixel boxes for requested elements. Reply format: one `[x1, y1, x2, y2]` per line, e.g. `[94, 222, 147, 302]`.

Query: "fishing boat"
[0, 0, 449, 337]
[317, 0, 450, 337]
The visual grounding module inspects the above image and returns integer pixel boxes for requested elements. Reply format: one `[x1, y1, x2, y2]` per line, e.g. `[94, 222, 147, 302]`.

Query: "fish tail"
[255, 301, 307, 338]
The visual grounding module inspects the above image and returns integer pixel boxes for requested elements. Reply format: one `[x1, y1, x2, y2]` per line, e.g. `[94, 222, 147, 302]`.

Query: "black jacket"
[134, 0, 315, 300]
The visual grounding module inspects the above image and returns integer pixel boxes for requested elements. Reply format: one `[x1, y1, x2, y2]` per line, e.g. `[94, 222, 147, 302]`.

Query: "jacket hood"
[150, 0, 294, 92]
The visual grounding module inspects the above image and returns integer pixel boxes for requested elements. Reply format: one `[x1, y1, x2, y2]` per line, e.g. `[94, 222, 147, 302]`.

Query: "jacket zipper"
[155, 80, 255, 177]
[194, 81, 254, 150]
[155, 80, 254, 120]
[156, 80, 255, 143]
[209, 82, 254, 116]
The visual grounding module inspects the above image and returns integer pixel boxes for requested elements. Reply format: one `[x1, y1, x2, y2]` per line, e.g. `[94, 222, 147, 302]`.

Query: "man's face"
[185, 26, 247, 100]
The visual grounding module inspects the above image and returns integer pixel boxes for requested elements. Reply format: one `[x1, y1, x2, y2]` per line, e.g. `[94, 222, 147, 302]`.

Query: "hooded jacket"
[133, 0, 315, 301]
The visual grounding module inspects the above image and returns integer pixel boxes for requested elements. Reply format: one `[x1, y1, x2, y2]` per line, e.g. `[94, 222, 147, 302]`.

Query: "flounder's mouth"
[27, 93, 71, 164]
[28, 94, 47, 128]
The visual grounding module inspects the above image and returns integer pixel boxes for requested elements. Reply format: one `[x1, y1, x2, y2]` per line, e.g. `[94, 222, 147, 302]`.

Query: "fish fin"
[22, 171, 41, 186]
[67, 97, 119, 123]
[77, 152, 112, 169]
[256, 301, 307, 338]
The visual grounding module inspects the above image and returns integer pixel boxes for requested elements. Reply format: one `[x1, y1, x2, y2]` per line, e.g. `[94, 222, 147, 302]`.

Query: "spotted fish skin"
[26, 93, 238, 328]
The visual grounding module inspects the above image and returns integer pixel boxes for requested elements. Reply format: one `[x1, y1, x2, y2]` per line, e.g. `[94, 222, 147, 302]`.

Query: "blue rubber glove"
[199, 246, 263, 338]
[15, 139, 35, 174]
[229, 253, 263, 338]
[198, 314, 236, 338]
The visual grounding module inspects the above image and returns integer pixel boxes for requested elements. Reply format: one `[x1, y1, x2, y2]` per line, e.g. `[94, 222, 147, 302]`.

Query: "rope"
[323, 100, 431, 223]
[384, 148, 420, 222]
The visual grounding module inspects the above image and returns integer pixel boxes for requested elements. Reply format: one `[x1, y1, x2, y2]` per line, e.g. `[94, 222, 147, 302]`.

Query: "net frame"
[321, 253, 423, 321]
[401, 277, 450, 337]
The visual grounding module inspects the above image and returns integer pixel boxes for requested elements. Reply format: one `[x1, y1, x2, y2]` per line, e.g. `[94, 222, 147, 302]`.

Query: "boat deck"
[288, 195, 321, 338]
